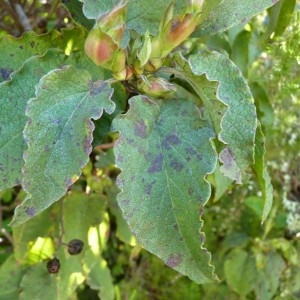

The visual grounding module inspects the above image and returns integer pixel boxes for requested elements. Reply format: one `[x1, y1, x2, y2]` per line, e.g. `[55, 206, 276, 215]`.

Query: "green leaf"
[231, 30, 251, 76]
[82, 0, 186, 35]
[210, 164, 233, 202]
[0, 50, 68, 191]
[224, 249, 256, 297]
[252, 123, 273, 223]
[254, 251, 286, 300]
[263, 0, 296, 40]
[106, 183, 136, 246]
[113, 96, 218, 284]
[173, 50, 257, 183]
[0, 27, 86, 83]
[19, 260, 83, 300]
[0, 255, 27, 300]
[194, 0, 280, 37]
[0, 49, 108, 192]
[62, 0, 94, 30]
[250, 82, 274, 130]
[10, 66, 115, 226]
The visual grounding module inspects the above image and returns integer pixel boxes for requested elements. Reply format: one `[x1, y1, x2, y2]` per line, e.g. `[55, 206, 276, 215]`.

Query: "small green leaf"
[224, 249, 256, 297]
[195, 0, 280, 37]
[113, 96, 218, 283]
[10, 66, 115, 226]
[254, 251, 286, 300]
[263, 0, 296, 40]
[137, 31, 152, 67]
[252, 123, 273, 223]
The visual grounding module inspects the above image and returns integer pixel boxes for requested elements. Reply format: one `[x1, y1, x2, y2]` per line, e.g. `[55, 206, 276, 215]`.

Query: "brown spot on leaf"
[188, 187, 194, 195]
[167, 253, 182, 268]
[162, 134, 180, 149]
[148, 153, 163, 173]
[134, 120, 147, 138]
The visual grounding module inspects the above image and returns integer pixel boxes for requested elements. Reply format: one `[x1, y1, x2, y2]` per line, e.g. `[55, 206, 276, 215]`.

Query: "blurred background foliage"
[0, 0, 300, 299]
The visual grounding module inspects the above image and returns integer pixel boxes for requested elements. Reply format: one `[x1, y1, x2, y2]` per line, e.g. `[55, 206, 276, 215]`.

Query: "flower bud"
[84, 28, 118, 66]
[136, 76, 176, 99]
[163, 13, 201, 53]
[188, 0, 204, 13]
[113, 65, 133, 81]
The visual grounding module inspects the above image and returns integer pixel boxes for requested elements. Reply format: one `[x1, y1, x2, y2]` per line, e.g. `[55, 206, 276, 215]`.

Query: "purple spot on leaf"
[199, 232, 206, 244]
[170, 159, 184, 171]
[90, 81, 107, 96]
[166, 253, 182, 268]
[83, 137, 91, 155]
[145, 180, 156, 195]
[25, 206, 36, 217]
[220, 147, 234, 168]
[199, 205, 204, 216]
[121, 199, 130, 206]
[148, 153, 163, 173]
[0, 68, 13, 81]
[134, 120, 147, 138]
[162, 134, 180, 149]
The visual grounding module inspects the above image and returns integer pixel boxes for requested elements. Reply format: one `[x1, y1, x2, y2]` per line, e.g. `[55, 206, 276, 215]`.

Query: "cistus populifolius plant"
[1, 0, 294, 298]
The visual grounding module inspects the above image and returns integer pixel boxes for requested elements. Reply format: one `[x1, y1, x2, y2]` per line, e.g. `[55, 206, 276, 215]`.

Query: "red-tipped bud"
[113, 66, 133, 80]
[84, 29, 127, 73]
[136, 76, 176, 99]
[85, 29, 118, 66]
[164, 13, 200, 52]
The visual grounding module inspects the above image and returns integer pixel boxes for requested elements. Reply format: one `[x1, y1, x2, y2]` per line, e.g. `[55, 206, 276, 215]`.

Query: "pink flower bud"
[84, 29, 118, 66]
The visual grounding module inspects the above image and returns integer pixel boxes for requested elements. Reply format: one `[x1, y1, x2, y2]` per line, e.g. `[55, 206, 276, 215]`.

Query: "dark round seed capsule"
[68, 239, 84, 255]
[47, 258, 60, 274]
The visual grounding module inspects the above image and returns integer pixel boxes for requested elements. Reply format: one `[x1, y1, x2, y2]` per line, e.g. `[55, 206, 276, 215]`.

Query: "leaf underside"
[113, 96, 218, 283]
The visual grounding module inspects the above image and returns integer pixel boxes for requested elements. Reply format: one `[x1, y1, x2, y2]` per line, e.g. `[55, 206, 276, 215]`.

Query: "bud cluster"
[84, 0, 204, 93]
[84, 1, 132, 80]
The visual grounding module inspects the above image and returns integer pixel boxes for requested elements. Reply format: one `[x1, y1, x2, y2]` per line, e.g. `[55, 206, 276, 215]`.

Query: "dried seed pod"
[67, 239, 84, 255]
[47, 258, 60, 274]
